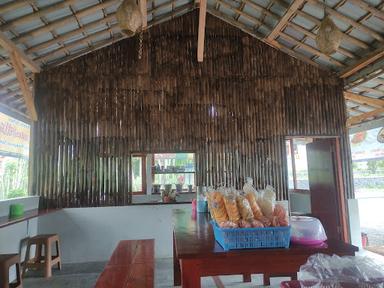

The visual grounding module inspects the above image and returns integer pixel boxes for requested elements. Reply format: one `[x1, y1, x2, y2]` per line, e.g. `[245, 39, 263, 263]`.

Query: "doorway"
[286, 137, 348, 241]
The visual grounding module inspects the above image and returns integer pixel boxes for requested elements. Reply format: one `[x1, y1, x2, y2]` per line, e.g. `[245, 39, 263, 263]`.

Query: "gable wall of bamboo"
[33, 11, 352, 208]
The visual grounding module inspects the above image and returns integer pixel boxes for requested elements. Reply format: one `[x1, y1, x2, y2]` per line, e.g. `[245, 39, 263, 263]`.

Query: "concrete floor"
[22, 258, 291, 287]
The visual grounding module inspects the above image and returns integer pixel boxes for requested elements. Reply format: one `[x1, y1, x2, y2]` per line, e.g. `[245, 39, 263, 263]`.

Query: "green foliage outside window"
[0, 157, 29, 200]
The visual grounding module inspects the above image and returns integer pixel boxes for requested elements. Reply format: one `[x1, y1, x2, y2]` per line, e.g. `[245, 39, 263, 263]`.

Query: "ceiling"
[0, 0, 383, 129]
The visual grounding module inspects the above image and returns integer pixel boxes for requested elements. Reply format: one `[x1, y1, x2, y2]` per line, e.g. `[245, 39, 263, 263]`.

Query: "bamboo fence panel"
[32, 11, 351, 208]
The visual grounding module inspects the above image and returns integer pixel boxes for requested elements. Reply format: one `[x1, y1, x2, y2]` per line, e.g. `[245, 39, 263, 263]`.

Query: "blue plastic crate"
[211, 221, 291, 251]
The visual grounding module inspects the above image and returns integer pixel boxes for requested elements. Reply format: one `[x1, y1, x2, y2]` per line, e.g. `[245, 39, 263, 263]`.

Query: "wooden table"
[173, 209, 358, 288]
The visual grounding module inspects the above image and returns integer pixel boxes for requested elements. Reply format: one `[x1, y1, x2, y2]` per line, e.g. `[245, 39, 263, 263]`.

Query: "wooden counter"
[0, 209, 60, 229]
[173, 208, 358, 288]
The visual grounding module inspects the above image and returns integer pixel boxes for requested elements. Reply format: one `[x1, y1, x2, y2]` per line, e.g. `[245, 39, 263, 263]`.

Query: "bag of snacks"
[208, 190, 229, 223]
[223, 189, 241, 223]
[236, 194, 254, 221]
[273, 202, 289, 226]
[243, 177, 263, 220]
[257, 185, 276, 217]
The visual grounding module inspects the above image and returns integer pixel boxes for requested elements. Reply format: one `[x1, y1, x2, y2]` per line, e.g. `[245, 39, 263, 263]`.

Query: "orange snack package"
[236, 195, 254, 221]
[223, 191, 241, 223]
[245, 192, 263, 220]
[209, 191, 229, 223]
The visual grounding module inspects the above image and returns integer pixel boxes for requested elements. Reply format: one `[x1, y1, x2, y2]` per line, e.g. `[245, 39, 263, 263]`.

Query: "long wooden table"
[173, 209, 358, 288]
[95, 239, 154, 288]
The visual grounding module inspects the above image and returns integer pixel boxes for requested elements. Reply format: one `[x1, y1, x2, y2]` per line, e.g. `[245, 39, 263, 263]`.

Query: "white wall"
[0, 196, 39, 281]
[37, 204, 191, 263]
[348, 199, 362, 249]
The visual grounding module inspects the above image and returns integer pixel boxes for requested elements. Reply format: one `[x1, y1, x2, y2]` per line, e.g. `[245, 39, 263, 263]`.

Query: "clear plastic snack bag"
[299, 253, 384, 286]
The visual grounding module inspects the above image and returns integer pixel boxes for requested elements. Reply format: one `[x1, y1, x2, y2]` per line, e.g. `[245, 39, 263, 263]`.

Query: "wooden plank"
[347, 107, 384, 127]
[0, 0, 77, 31]
[344, 91, 384, 108]
[26, 14, 116, 54]
[339, 45, 384, 78]
[140, 0, 148, 29]
[0, 32, 40, 73]
[197, 0, 207, 62]
[14, 0, 116, 44]
[0, 0, 34, 14]
[9, 51, 37, 121]
[266, 0, 306, 41]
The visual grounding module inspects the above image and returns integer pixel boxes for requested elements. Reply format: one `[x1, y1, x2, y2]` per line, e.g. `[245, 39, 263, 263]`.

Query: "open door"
[306, 138, 343, 240]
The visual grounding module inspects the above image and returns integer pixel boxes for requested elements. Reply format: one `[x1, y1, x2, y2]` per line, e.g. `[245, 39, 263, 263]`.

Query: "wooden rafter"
[13, 0, 116, 44]
[344, 91, 384, 108]
[0, 0, 77, 31]
[339, 45, 384, 78]
[197, 0, 207, 62]
[9, 52, 37, 121]
[266, 0, 306, 41]
[35, 25, 119, 63]
[140, 0, 148, 29]
[26, 14, 116, 54]
[347, 107, 384, 127]
[0, 32, 40, 73]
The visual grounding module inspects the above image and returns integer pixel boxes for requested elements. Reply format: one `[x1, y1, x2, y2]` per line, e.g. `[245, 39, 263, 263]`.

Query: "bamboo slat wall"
[33, 11, 351, 208]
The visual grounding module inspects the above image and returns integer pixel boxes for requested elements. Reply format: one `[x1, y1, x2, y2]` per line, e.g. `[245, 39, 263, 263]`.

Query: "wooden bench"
[95, 239, 154, 288]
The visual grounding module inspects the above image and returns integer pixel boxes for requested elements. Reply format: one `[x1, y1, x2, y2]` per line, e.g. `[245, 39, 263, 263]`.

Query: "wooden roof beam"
[26, 14, 116, 54]
[339, 45, 384, 78]
[344, 91, 384, 108]
[0, 32, 40, 73]
[266, 0, 306, 41]
[347, 107, 384, 127]
[197, 0, 207, 62]
[0, 0, 77, 32]
[14, 0, 116, 44]
[9, 51, 37, 121]
[35, 25, 120, 63]
[0, 1, 35, 15]
[140, 0, 148, 29]
[207, 8, 324, 69]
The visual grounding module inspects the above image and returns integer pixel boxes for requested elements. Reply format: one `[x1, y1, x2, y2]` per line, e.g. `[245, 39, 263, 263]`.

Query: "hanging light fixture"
[116, 0, 143, 37]
[316, 1, 342, 55]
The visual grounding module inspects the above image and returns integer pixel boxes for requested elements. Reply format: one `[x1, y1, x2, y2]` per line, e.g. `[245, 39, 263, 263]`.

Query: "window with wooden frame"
[131, 154, 146, 194]
[286, 138, 310, 192]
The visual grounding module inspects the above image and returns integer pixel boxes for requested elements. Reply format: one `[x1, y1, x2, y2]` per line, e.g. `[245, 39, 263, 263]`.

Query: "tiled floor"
[22, 258, 285, 287]
[22, 253, 384, 287]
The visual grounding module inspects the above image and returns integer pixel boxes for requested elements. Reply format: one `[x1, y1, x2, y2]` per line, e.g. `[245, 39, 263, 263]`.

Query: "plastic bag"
[243, 178, 263, 220]
[236, 194, 254, 221]
[257, 185, 276, 217]
[207, 190, 228, 223]
[299, 253, 384, 285]
[223, 188, 241, 223]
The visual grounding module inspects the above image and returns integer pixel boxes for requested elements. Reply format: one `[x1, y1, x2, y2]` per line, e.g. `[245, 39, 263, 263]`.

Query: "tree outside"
[0, 156, 29, 200]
